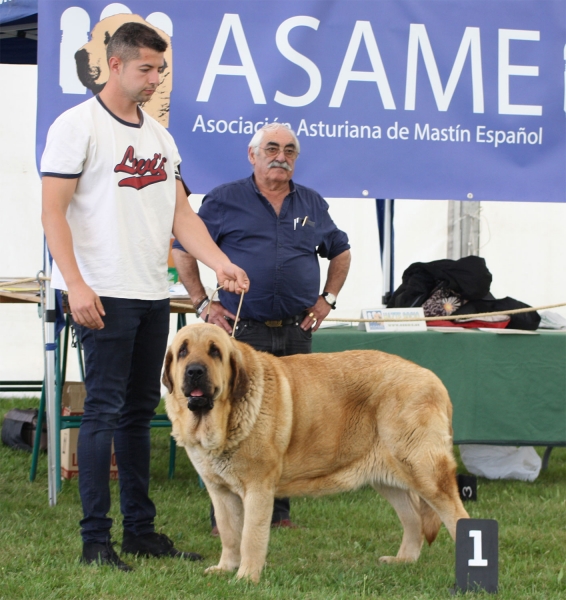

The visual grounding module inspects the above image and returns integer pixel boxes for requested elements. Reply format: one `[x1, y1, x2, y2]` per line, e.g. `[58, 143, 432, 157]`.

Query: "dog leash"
[206, 285, 245, 338]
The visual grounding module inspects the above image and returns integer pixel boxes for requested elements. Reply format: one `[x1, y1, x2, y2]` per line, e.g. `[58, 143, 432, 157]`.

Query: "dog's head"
[163, 323, 250, 422]
[74, 13, 173, 127]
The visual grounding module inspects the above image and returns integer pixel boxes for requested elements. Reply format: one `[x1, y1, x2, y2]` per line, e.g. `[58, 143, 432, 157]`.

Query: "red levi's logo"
[114, 145, 168, 190]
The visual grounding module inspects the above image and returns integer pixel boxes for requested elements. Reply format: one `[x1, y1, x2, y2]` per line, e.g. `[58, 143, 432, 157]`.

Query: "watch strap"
[322, 292, 337, 309]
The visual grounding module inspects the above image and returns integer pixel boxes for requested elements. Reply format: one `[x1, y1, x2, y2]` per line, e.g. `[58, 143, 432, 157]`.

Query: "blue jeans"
[233, 317, 313, 358]
[210, 316, 312, 525]
[75, 297, 170, 544]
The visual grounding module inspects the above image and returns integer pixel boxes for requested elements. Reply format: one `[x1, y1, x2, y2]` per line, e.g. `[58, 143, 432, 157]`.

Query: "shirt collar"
[249, 174, 296, 197]
[96, 95, 144, 128]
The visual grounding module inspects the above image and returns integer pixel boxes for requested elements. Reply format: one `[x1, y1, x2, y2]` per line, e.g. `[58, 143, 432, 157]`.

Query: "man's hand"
[201, 301, 236, 334]
[215, 262, 250, 294]
[67, 281, 106, 330]
[301, 295, 333, 333]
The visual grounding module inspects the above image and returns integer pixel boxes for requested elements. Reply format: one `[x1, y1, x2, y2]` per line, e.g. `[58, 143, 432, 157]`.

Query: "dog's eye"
[209, 344, 222, 359]
[178, 342, 188, 358]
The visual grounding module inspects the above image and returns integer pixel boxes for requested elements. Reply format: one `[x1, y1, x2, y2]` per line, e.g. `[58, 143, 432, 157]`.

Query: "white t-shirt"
[41, 95, 181, 300]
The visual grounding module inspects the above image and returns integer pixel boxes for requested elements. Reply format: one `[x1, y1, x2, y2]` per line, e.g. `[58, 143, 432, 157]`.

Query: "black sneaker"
[81, 540, 133, 571]
[121, 531, 203, 561]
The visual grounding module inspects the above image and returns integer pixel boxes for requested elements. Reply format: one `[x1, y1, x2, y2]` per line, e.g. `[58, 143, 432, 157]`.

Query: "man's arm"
[41, 176, 106, 329]
[172, 180, 249, 294]
[172, 248, 237, 334]
[302, 249, 351, 332]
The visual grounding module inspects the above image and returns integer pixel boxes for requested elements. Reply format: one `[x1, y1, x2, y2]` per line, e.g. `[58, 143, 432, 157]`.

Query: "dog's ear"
[229, 346, 250, 401]
[162, 347, 175, 393]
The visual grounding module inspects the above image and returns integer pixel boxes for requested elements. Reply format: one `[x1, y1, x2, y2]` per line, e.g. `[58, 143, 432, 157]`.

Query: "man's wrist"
[192, 294, 207, 309]
[194, 296, 210, 318]
[321, 292, 337, 309]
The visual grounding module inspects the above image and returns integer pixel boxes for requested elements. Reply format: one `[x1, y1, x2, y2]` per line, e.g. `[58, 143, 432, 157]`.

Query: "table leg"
[541, 446, 553, 471]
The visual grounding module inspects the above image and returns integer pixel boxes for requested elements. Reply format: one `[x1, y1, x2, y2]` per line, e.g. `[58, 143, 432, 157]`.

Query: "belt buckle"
[264, 320, 283, 328]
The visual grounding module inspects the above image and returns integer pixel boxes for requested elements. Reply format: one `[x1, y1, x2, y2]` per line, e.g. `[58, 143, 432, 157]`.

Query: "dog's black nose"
[186, 364, 205, 381]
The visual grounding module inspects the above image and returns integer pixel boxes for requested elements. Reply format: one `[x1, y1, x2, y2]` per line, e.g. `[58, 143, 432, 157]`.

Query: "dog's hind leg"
[394, 454, 470, 543]
[412, 473, 469, 542]
[205, 485, 244, 574]
[373, 484, 425, 563]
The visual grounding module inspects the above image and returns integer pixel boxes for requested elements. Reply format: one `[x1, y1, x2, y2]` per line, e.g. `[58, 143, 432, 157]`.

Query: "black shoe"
[121, 531, 203, 561]
[81, 540, 133, 571]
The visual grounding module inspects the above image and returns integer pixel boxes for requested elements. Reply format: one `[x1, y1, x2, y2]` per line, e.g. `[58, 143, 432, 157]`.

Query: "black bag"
[1, 408, 47, 452]
[387, 256, 493, 308]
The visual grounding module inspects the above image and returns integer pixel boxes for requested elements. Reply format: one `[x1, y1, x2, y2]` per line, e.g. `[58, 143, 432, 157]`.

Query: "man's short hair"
[106, 22, 168, 63]
[249, 123, 301, 156]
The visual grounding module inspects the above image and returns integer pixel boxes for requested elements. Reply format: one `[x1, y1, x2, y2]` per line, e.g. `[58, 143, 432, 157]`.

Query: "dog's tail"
[420, 499, 442, 545]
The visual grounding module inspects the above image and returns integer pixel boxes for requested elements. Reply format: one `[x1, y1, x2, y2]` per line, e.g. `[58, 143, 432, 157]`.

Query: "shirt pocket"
[293, 223, 316, 252]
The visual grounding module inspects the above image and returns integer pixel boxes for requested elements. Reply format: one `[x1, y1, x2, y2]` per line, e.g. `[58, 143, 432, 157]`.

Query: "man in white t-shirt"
[41, 22, 249, 571]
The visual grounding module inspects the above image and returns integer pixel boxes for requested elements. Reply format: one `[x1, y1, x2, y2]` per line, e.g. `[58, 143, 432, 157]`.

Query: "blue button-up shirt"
[174, 176, 349, 321]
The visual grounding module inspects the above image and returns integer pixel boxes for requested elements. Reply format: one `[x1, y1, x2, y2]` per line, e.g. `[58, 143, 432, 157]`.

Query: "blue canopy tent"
[0, 0, 38, 64]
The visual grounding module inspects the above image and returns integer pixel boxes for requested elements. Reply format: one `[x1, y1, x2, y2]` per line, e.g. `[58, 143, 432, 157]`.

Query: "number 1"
[468, 530, 488, 567]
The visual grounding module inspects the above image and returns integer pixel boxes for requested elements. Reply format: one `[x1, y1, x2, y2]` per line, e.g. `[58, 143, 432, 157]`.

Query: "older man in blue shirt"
[172, 122, 351, 530]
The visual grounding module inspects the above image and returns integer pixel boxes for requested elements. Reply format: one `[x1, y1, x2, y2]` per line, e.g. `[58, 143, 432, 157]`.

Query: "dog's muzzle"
[183, 363, 214, 413]
[187, 396, 214, 412]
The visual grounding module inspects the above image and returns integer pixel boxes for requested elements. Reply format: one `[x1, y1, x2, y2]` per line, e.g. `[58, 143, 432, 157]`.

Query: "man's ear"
[229, 346, 250, 401]
[107, 55, 122, 76]
[162, 347, 175, 393]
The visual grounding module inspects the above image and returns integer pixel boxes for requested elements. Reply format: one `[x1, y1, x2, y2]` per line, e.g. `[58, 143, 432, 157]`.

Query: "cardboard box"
[61, 381, 87, 416]
[60, 428, 118, 480]
[60, 382, 118, 480]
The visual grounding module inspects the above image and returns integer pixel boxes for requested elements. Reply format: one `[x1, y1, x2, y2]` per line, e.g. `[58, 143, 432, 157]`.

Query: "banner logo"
[59, 7, 173, 127]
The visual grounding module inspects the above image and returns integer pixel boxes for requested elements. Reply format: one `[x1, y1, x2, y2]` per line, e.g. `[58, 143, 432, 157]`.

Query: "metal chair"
[30, 313, 182, 486]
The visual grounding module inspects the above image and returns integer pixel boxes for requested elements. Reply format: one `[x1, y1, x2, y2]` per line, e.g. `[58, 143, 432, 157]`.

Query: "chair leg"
[168, 435, 176, 479]
[30, 384, 46, 482]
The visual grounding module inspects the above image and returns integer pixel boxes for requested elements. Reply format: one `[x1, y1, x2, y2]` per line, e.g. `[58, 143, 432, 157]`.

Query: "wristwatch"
[321, 292, 337, 309]
[195, 297, 210, 318]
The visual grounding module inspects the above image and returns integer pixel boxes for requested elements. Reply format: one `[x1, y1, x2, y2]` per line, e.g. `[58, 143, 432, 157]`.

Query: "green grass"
[1, 397, 565, 599]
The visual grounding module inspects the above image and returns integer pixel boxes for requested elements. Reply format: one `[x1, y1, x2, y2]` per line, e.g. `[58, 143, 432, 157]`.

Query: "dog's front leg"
[205, 485, 243, 574]
[236, 486, 275, 583]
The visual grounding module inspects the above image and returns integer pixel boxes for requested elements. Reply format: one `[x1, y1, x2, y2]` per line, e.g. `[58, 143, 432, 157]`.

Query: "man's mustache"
[268, 160, 292, 171]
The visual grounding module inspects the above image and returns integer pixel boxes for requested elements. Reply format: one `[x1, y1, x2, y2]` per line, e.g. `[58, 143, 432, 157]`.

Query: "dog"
[163, 323, 469, 582]
[74, 13, 173, 127]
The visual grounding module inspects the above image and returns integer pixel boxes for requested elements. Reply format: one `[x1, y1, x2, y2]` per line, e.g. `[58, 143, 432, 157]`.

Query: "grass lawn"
[1, 397, 565, 599]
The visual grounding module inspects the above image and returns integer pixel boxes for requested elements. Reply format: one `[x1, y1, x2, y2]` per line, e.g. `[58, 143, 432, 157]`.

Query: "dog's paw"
[236, 567, 261, 583]
[379, 555, 417, 564]
[204, 564, 237, 575]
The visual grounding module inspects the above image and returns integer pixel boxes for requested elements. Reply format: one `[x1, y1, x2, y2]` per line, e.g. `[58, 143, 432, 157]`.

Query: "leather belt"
[234, 312, 307, 328]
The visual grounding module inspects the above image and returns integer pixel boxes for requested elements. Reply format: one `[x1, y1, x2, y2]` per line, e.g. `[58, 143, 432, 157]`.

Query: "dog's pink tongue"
[191, 389, 204, 397]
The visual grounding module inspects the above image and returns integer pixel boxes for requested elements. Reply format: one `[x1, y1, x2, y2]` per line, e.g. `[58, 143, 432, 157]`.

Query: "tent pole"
[42, 241, 58, 506]
[381, 199, 393, 305]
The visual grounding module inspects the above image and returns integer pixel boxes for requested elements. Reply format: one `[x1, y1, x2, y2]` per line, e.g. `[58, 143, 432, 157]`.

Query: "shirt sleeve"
[316, 197, 350, 260]
[40, 114, 89, 178]
[172, 189, 223, 253]
[197, 192, 224, 244]
[165, 129, 182, 180]
[171, 238, 186, 252]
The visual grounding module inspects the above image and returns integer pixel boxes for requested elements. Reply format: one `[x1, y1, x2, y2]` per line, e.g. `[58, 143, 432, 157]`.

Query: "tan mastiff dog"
[163, 323, 469, 582]
[74, 13, 173, 127]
